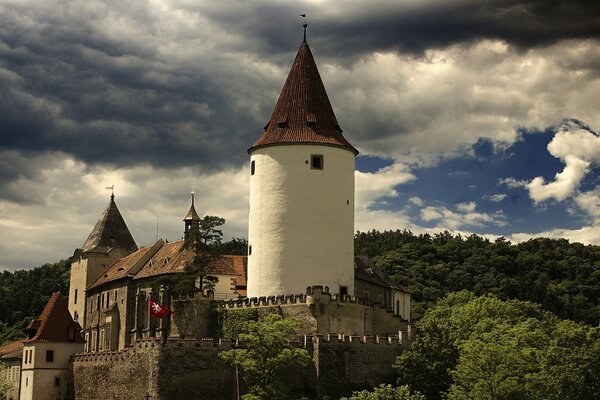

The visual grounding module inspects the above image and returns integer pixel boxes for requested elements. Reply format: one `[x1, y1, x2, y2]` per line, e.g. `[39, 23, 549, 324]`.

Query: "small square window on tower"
[311, 154, 323, 170]
[46, 350, 54, 363]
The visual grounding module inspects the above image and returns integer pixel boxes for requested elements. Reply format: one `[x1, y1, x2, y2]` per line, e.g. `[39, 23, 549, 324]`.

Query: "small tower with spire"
[246, 27, 358, 298]
[67, 194, 138, 328]
[183, 191, 201, 240]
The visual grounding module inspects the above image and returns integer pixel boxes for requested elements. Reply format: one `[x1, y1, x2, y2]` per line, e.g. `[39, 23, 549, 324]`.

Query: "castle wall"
[72, 335, 408, 400]
[220, 287, 409, 336]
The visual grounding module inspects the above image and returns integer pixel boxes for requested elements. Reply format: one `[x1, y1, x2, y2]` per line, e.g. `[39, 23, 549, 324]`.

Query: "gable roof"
[354, 256, 410, 293]
[88, 240, 164, 290]
[25, 293, 85, 343]
[249, 41, 358, 155]
[0, 339, 24, 359]
[79, 195, 138, 254]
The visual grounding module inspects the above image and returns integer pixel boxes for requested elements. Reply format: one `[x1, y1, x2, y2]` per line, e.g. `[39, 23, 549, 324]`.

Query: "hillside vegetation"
[356, 230, 600, 324]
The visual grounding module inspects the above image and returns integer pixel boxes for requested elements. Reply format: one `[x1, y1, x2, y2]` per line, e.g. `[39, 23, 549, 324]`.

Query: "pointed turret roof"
[183, 192, 201, 221]
[249, 40, 358, 155]
[25, 293, 85, 343]
[80, 194, 138, 254]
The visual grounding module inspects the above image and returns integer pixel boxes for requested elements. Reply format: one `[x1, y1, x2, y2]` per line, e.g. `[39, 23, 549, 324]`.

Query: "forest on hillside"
[356, 230, 600, 325]
[2, 231, 600, 345]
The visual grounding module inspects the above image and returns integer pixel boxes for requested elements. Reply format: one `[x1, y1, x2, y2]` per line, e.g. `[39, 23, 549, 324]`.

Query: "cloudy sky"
[1, 0, 600, 269]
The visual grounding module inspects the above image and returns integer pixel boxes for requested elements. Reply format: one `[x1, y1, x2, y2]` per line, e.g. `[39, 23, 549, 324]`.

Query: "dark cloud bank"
[0, 0, 599, 193]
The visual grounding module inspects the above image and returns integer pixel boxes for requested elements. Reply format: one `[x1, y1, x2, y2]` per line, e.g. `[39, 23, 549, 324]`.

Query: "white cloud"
[524, 122, 599, 203]
[456, 201, 477, 213]
[419, 203, 505, 230]
[354, 162, 415, 209]
[485, 193, 507, 202]
[408, 196, 423, 206]
[527, 155, 590, 202]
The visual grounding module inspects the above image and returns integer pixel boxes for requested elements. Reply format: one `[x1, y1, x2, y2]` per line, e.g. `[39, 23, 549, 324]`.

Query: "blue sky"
[1, 0, 599, 268]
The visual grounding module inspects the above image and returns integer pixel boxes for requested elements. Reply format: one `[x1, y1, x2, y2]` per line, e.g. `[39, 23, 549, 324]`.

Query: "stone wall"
[219, 286, 408, 336]
[72, 334, 409, 400]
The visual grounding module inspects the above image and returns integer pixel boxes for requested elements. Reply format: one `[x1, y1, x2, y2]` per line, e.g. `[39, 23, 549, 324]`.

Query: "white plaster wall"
[20, 342, 83, 400]
[247, 145, 355, 297]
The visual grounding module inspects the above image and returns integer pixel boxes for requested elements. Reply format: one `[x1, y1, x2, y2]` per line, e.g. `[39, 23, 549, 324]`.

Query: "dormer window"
[307, 113, 316, 129]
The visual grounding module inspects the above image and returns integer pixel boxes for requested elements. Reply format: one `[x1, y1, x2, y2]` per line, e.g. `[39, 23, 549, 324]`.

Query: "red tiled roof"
[87, 241, 163, 290]
[249, 41, 358, 155]
[0, 339, 24, 358]
[25, 293, 85, 343]
[229, 255, 247, 296]
[132, 240, 243, 280]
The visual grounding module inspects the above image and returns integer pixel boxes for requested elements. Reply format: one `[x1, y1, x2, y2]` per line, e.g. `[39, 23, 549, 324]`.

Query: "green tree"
[219, 314, 312, 400]
[167, 215, 226, 294]
[339, 384, 425, 400]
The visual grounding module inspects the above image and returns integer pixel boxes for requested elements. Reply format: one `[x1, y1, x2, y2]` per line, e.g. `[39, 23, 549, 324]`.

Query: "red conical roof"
[249, 41, 358, 155]
[25, 293, 85, 343]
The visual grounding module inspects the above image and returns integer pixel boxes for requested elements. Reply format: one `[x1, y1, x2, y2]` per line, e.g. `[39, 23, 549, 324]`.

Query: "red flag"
[149, 299, 174, 318]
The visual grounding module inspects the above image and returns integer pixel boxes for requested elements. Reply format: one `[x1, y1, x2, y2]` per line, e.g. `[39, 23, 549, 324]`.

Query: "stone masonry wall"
[72, 334, 409, 400]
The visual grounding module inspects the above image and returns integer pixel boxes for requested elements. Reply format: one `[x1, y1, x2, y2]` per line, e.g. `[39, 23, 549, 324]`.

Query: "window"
[26, 377, 28, 386]
[311, 155, 323, 170]
[101, 293, 105, 308]
[339, 286, 348, 296]
[46, 350, 54, 363]
[55, 377, 60, 387]
[250, 160, 255, 175]
[248, 245, 252, 256]
[114, 290, 118, 303]
[74, 288, 78, 304]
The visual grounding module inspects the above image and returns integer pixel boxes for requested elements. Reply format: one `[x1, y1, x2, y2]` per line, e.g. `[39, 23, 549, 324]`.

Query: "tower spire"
[183, 191, 201, 240]
[300, 13, 307, 42]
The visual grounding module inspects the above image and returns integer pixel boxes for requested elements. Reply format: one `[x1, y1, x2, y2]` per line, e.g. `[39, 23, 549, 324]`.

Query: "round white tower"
[246, 39, 358, 298]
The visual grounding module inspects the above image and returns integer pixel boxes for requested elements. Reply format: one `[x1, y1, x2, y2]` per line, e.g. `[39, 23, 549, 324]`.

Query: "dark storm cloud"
[192, 0, 600, 57]
[1, 0, 599, 205]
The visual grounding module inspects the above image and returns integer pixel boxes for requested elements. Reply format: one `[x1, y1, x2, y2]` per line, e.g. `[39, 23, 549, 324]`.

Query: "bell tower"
[246, 33, 358, 298]
[67, 194, 138, 325]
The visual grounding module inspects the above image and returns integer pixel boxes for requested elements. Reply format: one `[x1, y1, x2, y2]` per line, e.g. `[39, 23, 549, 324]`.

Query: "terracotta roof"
[230, 255, 247, 296]
[25, 293, 85, 343]
[354, 256, 410, 293]
[184, 193, 201, 221]
[87, 241, 163, 290]
[79, 195, 138, 254]
[132, 240, 242, 280]
[249, 41, 358, 155]
[0, 339, 24, 359]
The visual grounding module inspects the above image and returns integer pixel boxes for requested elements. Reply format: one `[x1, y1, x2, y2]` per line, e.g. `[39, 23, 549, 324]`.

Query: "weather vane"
[105, 185, 115, 199]
[300, 13, 308, 42]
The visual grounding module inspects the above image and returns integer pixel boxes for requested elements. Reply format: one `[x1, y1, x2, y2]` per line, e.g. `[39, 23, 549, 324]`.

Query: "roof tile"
[249, 41, 358, 155]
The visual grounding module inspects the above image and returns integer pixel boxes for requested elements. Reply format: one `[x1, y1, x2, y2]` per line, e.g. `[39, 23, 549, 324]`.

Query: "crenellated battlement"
[72, 330, 411, 365]
[219, 285, 390, 309]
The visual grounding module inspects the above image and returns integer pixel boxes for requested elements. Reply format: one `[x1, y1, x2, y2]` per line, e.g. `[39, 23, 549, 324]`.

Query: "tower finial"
[300, 13, 307, 42]
[105, 185, 115, 201]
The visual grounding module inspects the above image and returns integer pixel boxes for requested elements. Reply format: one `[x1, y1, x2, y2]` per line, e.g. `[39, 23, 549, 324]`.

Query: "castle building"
[19, 293, 85, 400]
[10, 32, 413, 400]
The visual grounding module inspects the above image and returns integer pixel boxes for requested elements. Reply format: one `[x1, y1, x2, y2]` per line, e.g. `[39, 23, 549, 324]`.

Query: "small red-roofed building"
[1, 338, 24, 400]
[19, 293, 84, 400]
